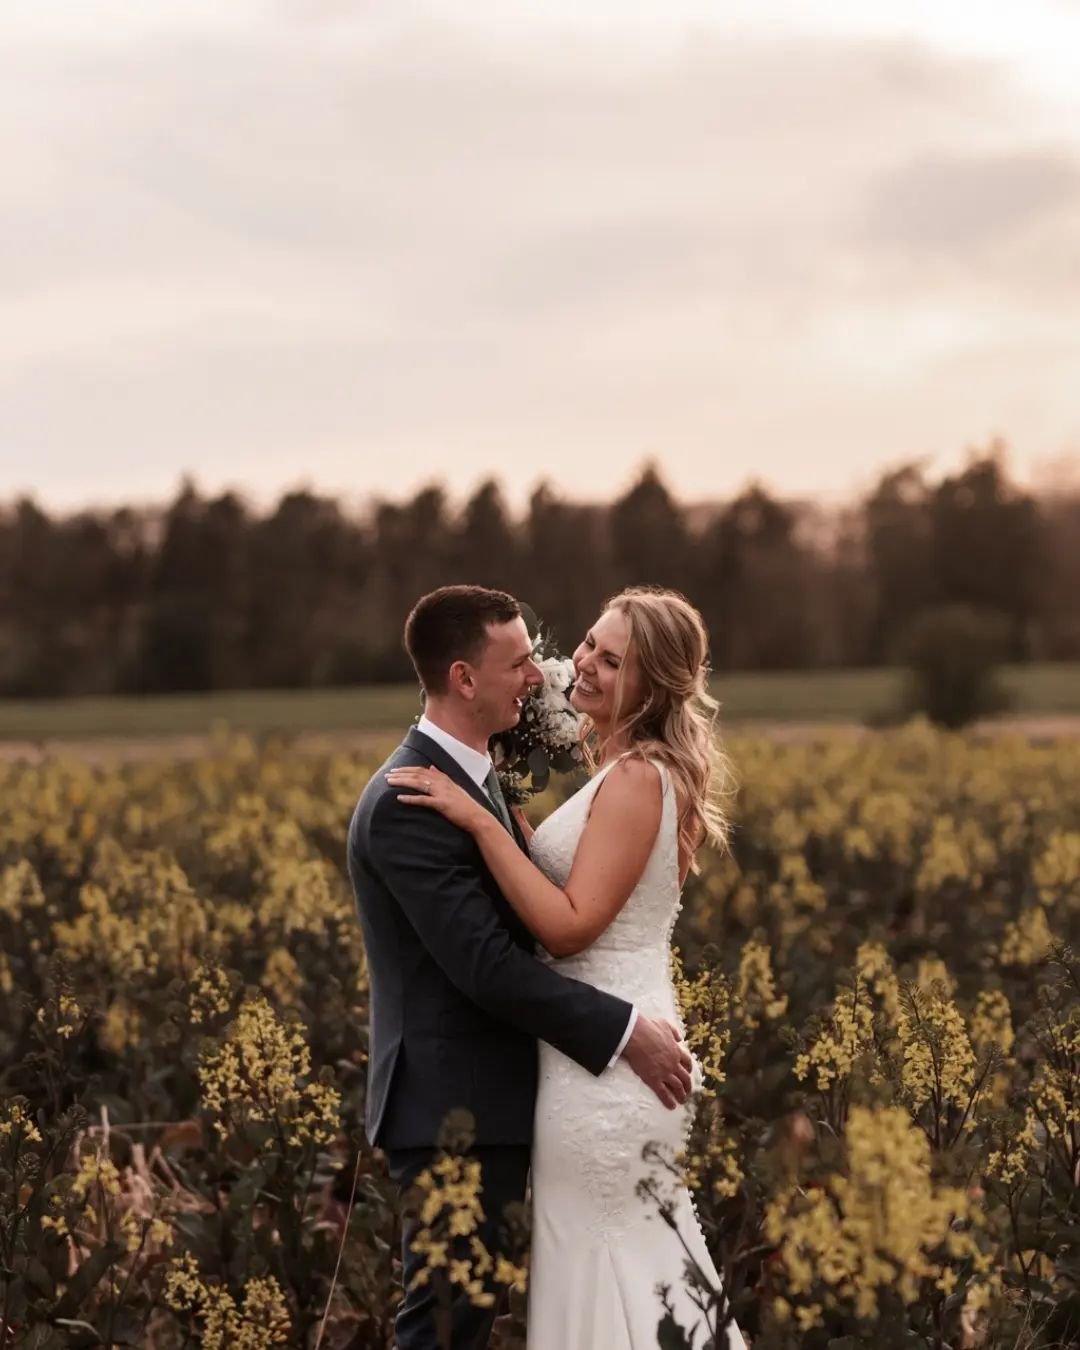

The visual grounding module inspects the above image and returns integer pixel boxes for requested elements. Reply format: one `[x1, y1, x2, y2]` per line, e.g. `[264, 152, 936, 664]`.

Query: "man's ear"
[448, 660, 476, 701]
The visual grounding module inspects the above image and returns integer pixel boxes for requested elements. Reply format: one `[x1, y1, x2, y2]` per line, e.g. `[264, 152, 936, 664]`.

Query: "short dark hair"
[404, 585, 521, 694]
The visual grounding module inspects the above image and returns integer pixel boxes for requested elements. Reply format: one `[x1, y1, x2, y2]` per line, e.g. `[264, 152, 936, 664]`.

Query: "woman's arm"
[363, 787, 635, 1074]
[387, 759, 663, 957]
[511, 804, 535, 843]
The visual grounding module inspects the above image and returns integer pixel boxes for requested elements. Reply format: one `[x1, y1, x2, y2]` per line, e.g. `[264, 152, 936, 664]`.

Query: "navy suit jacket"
[347, 727, 633, 1149]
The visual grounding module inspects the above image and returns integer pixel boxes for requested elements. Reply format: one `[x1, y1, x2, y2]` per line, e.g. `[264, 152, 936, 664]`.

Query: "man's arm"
[366, 787, 632, 1075]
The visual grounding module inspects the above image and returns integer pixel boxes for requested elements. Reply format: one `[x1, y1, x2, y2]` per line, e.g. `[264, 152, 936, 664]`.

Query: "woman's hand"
[510, 803, 534, 842]
[385, 765, 492, 834]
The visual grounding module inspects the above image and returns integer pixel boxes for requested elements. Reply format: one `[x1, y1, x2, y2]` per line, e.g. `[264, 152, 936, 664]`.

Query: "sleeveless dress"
[526, 757, 746, 1349]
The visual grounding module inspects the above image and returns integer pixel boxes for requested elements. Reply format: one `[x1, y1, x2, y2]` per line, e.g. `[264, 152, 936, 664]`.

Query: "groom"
[347, 585, 693, 1349]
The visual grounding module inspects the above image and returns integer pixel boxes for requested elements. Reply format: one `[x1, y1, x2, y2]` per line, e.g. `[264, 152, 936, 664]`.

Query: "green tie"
[483, 765, 514, 834]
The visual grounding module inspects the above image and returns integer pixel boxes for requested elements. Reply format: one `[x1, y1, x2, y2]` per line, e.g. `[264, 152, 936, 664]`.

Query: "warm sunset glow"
[3, 0, 1078, 508]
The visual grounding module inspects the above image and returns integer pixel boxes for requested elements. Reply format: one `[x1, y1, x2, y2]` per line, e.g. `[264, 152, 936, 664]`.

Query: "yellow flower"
[100, 999, 142, 1056]
[986, 1109, 1038, 1186]
[198, 994, 340, 1150]
[0, 1098, 42, 1146]
[71, 1150, 122, 1203]
[764, 1106, 978, 1323]
[672, 947, 733, 1090]
[1032, 830, 1080, 905]
[53, 849, 210, 982]
[937, 1266, 958, 1294]
[969, 989, 1014, 1057]
[36, 993, 84, 1041]
[1000, 907, 1054, 966]
[494, 1256, 528, 1294]
[794, 983, 874, 1091]
[406, 1150, 527, 1309]
[164, 1253, 291, 1348]
[0, 859, 46, 919]
[896, 981, 976, 1114]
[737, 939, 788, 1027]
[914, 816, 996, 896]
[1028, 1002, 1080, 1142]
[261, 947, 303, 1008]
[914, 956, 956, 996]
[189, 963, 233, 1024]
[256, 858, 357, 941]
[768, 852, 826, 914]
[855, 941, 901, 1022]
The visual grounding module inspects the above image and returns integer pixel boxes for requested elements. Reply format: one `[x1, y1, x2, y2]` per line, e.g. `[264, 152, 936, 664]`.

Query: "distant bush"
[900, 603, 1013, 728]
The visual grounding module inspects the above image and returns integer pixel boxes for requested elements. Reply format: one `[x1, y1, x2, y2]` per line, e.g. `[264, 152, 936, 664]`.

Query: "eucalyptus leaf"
[518, 602, 539, 638]
[550, 748, 580, 773]
[527, 747, 549, 776]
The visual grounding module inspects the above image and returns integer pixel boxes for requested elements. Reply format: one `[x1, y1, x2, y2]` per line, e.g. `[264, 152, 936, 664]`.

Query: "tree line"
[1, 448, 1077, 697]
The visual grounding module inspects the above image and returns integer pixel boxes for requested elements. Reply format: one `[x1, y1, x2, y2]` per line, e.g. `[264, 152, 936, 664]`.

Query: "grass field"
[0, 663, 1077, 742]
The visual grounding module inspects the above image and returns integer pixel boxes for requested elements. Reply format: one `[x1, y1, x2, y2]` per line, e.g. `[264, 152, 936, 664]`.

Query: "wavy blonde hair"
[580, 586, 734, 869]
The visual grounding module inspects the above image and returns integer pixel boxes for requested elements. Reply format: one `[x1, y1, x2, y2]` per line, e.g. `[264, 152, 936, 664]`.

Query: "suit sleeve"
[365, 788, 633, 1076]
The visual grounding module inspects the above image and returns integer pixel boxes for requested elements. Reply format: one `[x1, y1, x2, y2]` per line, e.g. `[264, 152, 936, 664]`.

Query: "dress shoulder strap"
[642, 754, 673, 799]
[592, 750, 672, 798]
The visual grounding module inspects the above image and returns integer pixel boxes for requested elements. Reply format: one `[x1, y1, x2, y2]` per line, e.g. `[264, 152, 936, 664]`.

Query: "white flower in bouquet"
[531, 657, 580, 750]
[490, 624, 584, 802]
[541, 656, 575, 696]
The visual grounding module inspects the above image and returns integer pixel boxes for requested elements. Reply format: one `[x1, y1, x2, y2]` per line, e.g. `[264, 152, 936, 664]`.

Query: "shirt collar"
[416, 714, 493, 790]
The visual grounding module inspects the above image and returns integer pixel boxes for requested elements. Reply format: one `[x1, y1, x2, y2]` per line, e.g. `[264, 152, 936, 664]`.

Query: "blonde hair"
[580, 586, 734, 869]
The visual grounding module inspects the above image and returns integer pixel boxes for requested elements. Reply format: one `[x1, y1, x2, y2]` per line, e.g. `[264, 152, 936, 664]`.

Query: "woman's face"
[570, 607, 644, 726]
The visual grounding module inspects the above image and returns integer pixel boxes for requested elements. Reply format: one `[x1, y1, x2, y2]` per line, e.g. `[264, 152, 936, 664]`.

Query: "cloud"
[864, 148, 1080, 250]
[1, 10, 1078, 507]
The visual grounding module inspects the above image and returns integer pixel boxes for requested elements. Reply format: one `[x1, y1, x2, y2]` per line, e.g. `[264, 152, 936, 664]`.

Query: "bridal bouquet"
[491, 609, 584, 805]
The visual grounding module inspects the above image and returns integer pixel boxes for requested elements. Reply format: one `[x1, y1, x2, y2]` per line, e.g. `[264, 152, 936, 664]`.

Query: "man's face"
[466, 617, 544, 735]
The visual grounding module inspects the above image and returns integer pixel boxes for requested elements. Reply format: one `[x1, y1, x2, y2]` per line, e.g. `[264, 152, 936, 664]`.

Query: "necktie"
[482, 765, 514, 834]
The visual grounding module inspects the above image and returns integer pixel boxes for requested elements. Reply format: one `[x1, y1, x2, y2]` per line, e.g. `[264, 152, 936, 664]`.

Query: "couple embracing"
[347, 584, 746, 1349]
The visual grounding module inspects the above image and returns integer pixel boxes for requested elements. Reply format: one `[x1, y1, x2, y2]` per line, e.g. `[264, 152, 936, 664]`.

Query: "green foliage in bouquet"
[489, 603, 585, 805]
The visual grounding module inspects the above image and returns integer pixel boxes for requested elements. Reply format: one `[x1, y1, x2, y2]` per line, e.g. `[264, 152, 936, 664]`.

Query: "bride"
[387, 586, 746, 1349]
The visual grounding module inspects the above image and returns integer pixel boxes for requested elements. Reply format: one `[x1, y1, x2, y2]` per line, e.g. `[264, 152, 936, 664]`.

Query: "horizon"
[3, 0, 1080, 510]
[9, 444, 1080, 523]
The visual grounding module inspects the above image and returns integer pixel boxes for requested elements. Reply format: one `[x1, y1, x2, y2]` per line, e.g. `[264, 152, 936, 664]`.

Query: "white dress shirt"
[414, 714, 637, 1068]
[417, 714, 494, 793]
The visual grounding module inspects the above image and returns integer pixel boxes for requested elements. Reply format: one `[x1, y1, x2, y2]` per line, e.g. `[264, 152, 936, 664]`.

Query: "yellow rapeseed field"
[1, 721, 1078, 1348]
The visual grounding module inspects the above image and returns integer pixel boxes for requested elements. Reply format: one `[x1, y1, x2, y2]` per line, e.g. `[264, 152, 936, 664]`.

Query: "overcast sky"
[3, 0, 1080, 511]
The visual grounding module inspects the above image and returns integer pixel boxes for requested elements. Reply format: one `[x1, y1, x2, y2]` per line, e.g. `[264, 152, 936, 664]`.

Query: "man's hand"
[621, 1015, 693, 1109]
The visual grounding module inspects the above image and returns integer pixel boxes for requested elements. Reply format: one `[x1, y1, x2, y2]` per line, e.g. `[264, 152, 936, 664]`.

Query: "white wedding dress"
[526, 757, 746, 1349]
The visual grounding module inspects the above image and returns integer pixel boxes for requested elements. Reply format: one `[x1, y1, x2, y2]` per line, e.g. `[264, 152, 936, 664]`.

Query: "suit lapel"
[403, 727, 503, 829]
[402, 727, 529, 853]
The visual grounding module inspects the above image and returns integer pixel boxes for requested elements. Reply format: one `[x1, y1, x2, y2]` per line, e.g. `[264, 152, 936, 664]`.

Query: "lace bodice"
[526, 756, 745, 1348]
[528, 756, 682, 1012]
